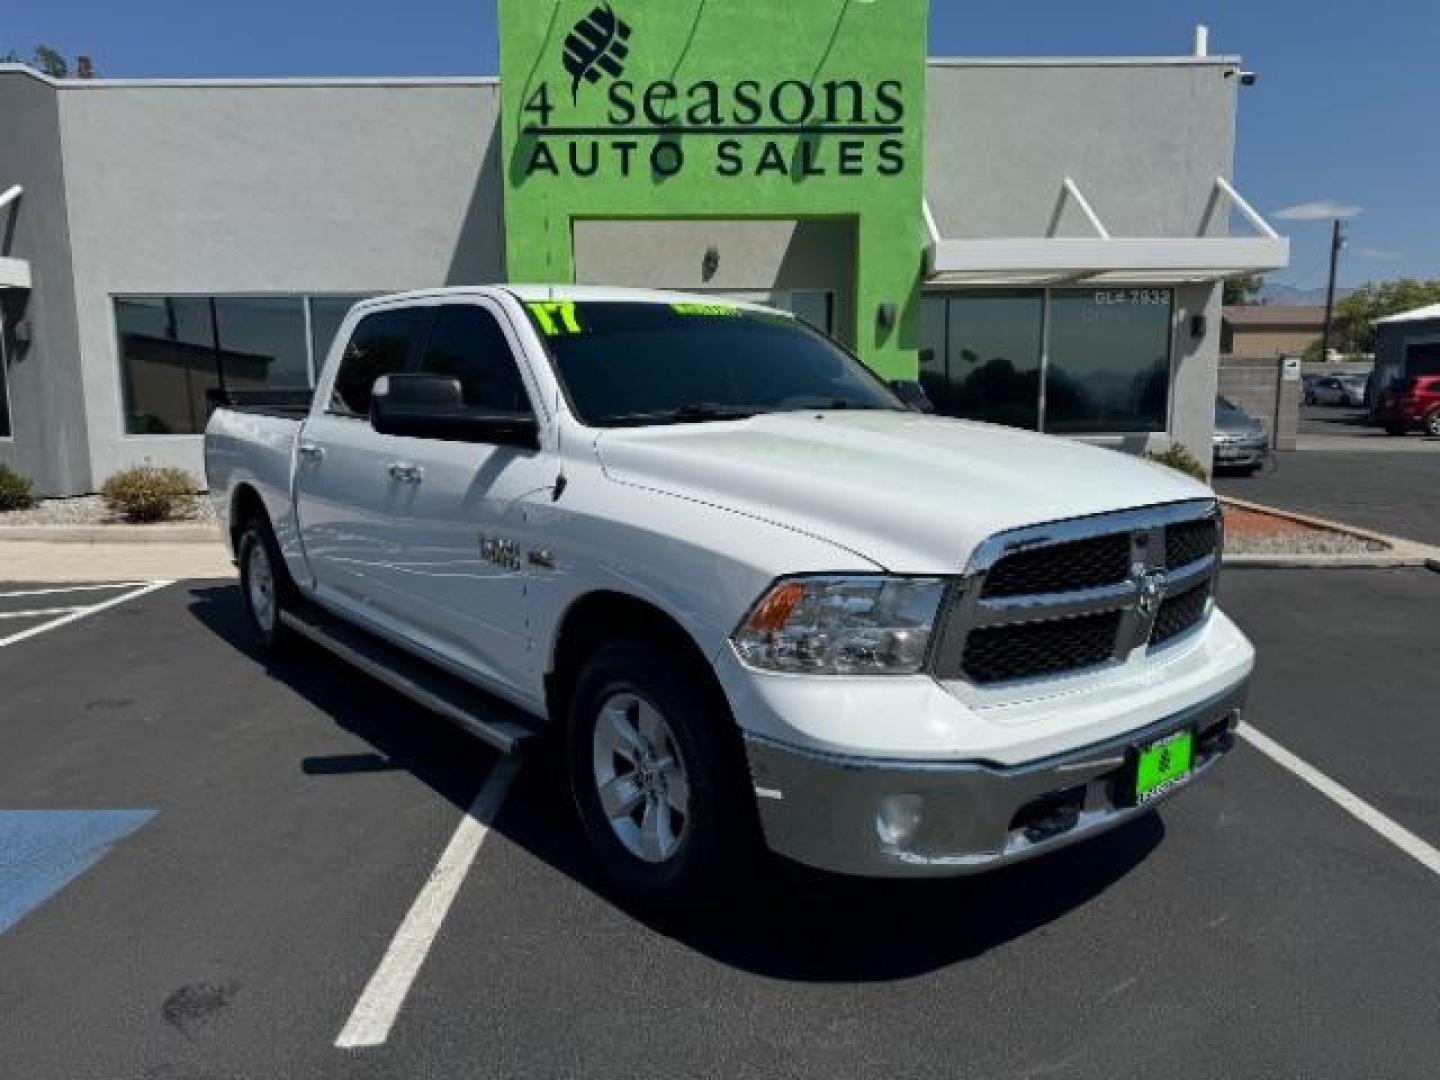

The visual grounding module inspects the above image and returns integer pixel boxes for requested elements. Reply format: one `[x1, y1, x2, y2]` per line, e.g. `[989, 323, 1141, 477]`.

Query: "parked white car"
[205, 286, 1253, 905]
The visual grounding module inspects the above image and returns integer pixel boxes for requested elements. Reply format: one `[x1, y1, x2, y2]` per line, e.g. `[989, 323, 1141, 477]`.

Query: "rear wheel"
[238, 517, 297, 654]
[566, 638, 759, 909]
[1384, 422, 1407, 437]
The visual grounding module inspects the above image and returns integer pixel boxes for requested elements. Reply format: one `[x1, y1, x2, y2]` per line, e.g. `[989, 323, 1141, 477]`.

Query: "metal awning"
[0, 185, 28, 289]
[924, 177, 1289, 286]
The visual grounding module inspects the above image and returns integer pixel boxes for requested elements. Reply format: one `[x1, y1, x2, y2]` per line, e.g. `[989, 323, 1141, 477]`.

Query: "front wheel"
[1424, 410, 1440, 437]
[566, 639, 759, 909]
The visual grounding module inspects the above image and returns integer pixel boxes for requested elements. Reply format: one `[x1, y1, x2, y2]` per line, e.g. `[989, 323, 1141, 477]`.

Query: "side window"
[417, 305, 531, 414]
[329, 307, 429, 417]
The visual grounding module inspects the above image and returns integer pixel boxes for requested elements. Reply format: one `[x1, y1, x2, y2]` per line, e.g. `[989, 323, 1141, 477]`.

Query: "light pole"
[1318, 219, 1347, 362]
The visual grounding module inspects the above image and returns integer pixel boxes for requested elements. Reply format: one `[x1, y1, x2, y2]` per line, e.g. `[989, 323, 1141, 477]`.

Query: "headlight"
[731, 575, 947, 675]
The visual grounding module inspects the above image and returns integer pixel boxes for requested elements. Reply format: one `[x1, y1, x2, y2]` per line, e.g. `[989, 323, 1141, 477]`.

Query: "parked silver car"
[1213, 396, 1270, 474]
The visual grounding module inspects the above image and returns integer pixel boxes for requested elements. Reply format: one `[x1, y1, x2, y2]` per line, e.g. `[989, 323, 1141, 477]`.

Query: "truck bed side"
[204, 407, 309, 586]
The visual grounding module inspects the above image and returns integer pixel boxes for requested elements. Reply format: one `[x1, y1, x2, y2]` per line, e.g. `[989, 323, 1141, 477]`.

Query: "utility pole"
[1319, 219, 1346, 362]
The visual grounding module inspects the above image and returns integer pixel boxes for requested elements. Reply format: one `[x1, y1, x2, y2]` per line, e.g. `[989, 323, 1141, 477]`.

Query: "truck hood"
[594, 410, 1213, 573]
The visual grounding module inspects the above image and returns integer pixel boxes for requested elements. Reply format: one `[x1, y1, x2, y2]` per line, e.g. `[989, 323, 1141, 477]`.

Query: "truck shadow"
[186, 583, 1164, 983]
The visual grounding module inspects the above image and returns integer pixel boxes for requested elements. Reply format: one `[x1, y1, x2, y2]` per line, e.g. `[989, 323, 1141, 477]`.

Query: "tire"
[237, 516, 298, 655]
[1425, 411, 1440, 438]
[565, 637, 760, 909]
[1385, 422, 1408, 437]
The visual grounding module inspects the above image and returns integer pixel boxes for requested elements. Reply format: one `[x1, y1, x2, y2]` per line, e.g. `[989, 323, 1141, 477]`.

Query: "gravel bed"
[0, 494, 217, 527]
[1223, 506, 1388, 556]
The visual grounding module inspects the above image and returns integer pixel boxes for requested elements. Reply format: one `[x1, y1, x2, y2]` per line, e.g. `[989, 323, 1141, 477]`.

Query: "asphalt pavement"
[1, 572, 1437, 1078]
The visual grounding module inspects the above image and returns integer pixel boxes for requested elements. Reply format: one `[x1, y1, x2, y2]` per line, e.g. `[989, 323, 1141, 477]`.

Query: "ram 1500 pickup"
[206, 286, 1252, 905]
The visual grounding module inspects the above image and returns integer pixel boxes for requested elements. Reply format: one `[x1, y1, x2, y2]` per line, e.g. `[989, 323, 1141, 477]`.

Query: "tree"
[1329, 279, 1440, 355]
[1223, 272, 1265, 306]
[1, 45, 73, 77]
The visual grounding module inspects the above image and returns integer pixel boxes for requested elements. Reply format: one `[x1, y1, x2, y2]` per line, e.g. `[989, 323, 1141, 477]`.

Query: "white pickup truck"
[206, 285, 1253, 905]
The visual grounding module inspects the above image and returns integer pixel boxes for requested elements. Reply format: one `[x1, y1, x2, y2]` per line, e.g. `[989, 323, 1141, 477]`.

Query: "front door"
[375, 299, 553, 700]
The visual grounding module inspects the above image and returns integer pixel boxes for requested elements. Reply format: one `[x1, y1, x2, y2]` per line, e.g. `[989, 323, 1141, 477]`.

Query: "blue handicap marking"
[0, 809, 156, 935]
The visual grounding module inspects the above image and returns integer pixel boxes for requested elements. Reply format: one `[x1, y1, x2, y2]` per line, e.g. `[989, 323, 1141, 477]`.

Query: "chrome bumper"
[743, 677, 1249, 878]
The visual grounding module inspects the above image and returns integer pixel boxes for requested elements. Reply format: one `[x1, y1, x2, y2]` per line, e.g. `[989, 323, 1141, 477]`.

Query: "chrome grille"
[1151, 581, 1212, 647]
[962, 611, 1123, 684]
[981, 534, 1131, 598]
[1165, 518, 1220, 571]
[932, 501, 1221, 686]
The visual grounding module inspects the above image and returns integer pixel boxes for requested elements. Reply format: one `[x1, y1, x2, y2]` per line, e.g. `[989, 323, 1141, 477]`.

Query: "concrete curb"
[0, 523, 222, 544]
[1224, 553, 1431, 569]
[1220, 496, 1440, 569]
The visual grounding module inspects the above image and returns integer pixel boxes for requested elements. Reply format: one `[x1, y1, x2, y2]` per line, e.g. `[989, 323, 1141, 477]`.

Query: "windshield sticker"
[527, 301, 583, 336]
[672, 302, 742, 317]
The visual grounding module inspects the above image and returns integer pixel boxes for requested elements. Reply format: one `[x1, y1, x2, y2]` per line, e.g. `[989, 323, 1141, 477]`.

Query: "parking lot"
[2, 565, 1439, 1078]
[1215, 403, 1440, 546]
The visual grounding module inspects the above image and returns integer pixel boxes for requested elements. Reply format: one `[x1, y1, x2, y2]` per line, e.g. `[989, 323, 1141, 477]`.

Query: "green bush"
[0, 463, 36, 511]
[100, 466, 198, 523]
[1147, 444, 1209, 482]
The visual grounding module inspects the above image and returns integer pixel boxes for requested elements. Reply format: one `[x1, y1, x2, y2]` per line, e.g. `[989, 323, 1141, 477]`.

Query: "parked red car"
[1378, 375, 1440, 436]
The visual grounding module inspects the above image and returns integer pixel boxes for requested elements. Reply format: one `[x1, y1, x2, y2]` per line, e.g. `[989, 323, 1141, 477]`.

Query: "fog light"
[875, 794, 924, 848]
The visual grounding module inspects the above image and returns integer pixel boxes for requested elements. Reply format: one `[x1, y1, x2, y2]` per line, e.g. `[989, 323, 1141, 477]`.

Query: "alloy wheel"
[591, 692, 691, 863]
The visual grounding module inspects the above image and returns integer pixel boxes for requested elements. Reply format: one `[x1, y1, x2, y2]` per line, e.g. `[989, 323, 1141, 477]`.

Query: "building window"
[211, 297, 309, 391]
[115, 294, 374, 435]
[116, 297, 222, 435]
[921, 288, 1173, 435]
[1045, 288, 1173, 434]
[921, 292, 1043, 429]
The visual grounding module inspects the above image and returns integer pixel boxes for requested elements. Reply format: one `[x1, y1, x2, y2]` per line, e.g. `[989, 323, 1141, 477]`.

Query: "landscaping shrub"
[100, 466, 198, 523]
[0, 462, 36, 511]
[1147, 444, 1209, 482]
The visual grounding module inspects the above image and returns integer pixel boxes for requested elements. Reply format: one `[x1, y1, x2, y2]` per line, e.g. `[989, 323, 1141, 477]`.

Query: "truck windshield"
[523, 300, 904, 427]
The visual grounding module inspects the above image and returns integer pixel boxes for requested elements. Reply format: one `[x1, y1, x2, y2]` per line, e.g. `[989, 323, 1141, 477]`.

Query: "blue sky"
[7, 0, 1435, 289]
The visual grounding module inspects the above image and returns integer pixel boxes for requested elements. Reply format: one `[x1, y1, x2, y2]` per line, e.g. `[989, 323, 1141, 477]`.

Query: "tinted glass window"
[212, 297, 309, 390]
[330, 307, 428, 417]
[924, 292, 1043, 429]
[1045, 289, 1173, 433]
[117, 297, 220, 435]
[310, 295, 374, 370]
[531, 302, 901, 426]
[418, 305, 529, 412]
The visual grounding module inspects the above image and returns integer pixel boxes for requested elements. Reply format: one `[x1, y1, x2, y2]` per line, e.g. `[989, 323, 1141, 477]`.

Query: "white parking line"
[0, 607, 83, 620]
[1238, 722, 1440, 877]
[0, 581, 172, 649]
[0, 582, 156, 600]
[335, 754, 521, 1050]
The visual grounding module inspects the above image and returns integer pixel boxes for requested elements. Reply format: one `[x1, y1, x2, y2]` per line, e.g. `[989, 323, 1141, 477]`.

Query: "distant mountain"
[1256, 284, 1354, 306]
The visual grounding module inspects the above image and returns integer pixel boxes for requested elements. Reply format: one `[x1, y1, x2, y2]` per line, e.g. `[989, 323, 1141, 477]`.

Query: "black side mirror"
[370, 373, 540, 449]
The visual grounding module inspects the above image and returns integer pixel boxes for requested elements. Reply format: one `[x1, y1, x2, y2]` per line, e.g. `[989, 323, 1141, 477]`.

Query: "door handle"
[297, 442, 325, 462]
[387, 462, 424, 484]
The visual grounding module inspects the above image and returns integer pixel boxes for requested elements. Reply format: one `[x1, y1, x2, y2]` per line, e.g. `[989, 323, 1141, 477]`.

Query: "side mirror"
[370, 373, 540, 449]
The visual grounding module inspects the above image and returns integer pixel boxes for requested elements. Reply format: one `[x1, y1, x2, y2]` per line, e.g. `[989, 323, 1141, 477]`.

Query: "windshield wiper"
[603, 403, 760, 427]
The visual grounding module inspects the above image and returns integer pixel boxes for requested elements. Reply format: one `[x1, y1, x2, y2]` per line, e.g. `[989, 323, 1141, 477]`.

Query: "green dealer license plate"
[1134, 730, 1194, 803]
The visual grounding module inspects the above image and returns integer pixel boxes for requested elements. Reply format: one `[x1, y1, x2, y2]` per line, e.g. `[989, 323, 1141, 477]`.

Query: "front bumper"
[1213, 439, 1268, 467]
[743, 676, 1248, 878]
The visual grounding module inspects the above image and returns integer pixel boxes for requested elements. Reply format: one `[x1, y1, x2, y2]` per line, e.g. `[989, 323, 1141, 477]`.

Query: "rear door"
[294, 303, 432, 619]
[372, 298, 554, 697]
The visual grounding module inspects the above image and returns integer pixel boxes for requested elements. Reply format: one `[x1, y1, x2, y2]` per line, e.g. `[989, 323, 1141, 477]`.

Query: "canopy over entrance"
[925, 176, 1289, 286]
